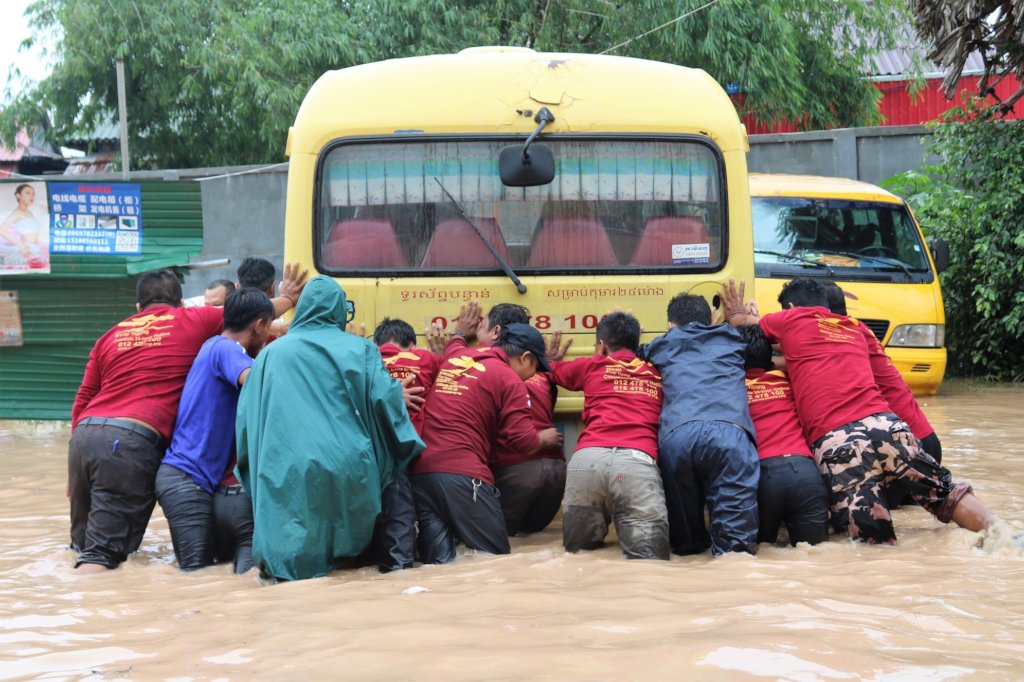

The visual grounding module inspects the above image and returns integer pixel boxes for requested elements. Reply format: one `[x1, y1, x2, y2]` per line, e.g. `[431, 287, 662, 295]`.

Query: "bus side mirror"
[499, 144, 555, 187]
[928, 237, 950, 273]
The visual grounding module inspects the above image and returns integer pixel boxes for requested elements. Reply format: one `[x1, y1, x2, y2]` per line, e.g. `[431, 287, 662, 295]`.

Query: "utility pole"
[116, 60, 130, 180]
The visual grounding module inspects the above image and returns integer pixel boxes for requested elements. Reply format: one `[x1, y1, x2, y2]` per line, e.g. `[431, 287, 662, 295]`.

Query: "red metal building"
[738, 50, 1023, 134]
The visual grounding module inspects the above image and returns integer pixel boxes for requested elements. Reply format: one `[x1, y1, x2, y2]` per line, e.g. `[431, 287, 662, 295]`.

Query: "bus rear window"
[316, 138, 725, 273]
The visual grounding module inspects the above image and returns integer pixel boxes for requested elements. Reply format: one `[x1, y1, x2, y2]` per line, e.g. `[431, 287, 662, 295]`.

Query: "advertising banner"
[0, 290, 24, 346]
[0, 182, 51, 274]
[49, 182, 143, 256]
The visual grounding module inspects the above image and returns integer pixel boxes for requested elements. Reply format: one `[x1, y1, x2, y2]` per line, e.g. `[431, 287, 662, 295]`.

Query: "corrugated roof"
[871, 44, 987, 77]
[61, 116, 120, 147]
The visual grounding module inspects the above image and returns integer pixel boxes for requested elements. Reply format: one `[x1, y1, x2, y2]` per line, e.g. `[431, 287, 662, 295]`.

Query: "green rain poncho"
[235, 276, 424, 581]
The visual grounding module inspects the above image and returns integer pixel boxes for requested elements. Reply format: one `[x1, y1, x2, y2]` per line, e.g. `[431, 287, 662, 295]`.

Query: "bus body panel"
[750, 173, 946, 396]
[289, 52, 748, 157]
[284, 50, 755, 426]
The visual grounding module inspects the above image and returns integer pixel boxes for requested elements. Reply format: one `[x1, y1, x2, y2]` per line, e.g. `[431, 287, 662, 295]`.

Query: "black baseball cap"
[503, 323, 552, 372]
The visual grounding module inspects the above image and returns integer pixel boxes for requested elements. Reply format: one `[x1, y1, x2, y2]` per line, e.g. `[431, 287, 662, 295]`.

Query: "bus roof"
[289, 48, 746, 157]
[749, 173, 904, 204]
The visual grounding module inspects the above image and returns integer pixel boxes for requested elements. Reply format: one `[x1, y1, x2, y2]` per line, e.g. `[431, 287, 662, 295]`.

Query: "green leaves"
[884, 101, 1024, 381]
[3, 0, 910, 167]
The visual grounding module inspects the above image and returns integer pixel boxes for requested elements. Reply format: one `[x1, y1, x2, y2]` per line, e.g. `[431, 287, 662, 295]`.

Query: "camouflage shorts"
[812, 412, 972, 545]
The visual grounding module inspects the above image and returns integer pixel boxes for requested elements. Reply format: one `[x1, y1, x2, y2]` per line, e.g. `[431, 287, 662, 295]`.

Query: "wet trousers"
[813, 413, 970, 545]
[68, 423, 164, 568]
[493, 457, 567, 536]
[757, 455, 829, 545]
[410, 472, 510, 564]
[368, 472, 417, 572]
[155, 464, 254, 573]
[659, 421, 760, 557]
[562, 447, 670, 560]
[885, 431, 943, 508]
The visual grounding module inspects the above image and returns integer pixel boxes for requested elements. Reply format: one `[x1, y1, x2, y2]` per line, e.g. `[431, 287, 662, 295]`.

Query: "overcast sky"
[1, 0, 51, 104]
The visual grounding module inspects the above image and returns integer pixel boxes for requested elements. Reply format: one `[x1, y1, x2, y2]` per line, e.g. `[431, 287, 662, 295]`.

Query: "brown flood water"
[2, 380, 1023, 681]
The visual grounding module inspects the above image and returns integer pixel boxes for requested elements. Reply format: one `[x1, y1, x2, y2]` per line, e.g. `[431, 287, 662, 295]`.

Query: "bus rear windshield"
[316, 138, 724, 274]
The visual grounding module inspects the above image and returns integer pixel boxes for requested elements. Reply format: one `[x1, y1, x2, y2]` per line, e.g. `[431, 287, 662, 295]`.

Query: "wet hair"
[667, 293, 712, 327]
[486, 303, 530, 330]
[373, 317, 416, 347]
[206, 278, 235, 293]
[136, 269, 183, 309]
[236, 257, 276, 292]
[223, 287, 274, 332]
[778, 278, 828, 309]
[495, 325, 530, 362]
[14, 184, 31, 196]
[824, 282, 848, 316]
[739, 324, 773, 370]
[596, 311, 641, 352]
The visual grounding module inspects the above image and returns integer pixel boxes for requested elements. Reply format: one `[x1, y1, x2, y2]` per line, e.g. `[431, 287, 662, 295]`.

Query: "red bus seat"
[526, 217, 618, 267]
[421, 218, 510, 268]
[323, 218, 407, 268]
[630, 216, 709, 265]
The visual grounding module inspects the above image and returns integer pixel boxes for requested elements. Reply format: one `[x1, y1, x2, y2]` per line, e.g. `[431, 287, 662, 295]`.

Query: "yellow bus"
[750, 173, 948, 395]
[283, 47, 755, 414]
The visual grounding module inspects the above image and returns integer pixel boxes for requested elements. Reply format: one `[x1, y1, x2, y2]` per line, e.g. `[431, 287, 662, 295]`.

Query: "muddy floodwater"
[1, 381, 1023, 681]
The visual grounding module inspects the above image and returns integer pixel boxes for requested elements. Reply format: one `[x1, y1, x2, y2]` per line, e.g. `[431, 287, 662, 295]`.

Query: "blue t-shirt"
[163, 336, 254, 493]
[641, 323, 755, 440]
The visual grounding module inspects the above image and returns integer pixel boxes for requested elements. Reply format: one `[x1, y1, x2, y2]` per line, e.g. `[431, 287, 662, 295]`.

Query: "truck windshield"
[316, 138, 725, 274]
[752, 197, 931, 273]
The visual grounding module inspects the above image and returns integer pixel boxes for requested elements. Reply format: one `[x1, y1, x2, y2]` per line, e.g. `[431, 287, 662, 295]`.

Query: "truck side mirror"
[928, 237, 950, 273]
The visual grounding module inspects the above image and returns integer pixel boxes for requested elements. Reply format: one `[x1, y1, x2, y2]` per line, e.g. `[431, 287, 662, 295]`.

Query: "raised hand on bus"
[455, 300, 483, 340]
[425, 322, 450, 356]
[545, 329, 573, 362]
[278, 261, 309, 302]
[722, 278, 758, 326]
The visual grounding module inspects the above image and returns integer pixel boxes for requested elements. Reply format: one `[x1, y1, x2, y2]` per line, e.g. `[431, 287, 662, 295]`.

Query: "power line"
[600, 0, 724, 55]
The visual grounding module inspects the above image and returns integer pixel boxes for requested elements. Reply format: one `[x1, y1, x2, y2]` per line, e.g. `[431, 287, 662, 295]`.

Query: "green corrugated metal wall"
[0, 181, 204, 419]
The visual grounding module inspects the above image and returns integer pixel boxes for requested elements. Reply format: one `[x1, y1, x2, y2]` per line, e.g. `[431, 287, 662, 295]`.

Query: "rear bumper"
[887, 347, 947, 396]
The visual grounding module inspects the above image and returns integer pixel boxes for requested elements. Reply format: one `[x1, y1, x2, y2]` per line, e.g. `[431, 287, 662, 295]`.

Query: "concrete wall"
[747, 124, 935, 185]
[186, 167, 289, 297]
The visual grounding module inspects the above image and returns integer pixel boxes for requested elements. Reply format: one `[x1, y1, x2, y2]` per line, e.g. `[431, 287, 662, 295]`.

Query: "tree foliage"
[883, 100, 1024, 381]
[3, 0, 910, 167]
[910, 0, 1024, 113]
[2, 0, 369, 167]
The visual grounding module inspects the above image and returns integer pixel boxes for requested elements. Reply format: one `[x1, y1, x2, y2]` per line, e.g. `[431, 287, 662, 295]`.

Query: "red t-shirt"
[72, 305, 224, 441]
[858, 324, 934, 439]
[744, 368, 813, 460]
[550, 349, 662, 459]
[378, 342, 442, 435]
[759, 306, 892, 444]
[412, 346, 540, 485]
[491, 372, 562, 469]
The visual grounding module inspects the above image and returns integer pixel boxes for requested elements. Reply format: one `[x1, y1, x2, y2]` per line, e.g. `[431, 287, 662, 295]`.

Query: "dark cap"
[503, 323, 552, 372]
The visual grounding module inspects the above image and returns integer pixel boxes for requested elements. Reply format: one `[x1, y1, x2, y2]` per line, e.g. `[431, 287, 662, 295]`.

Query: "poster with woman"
[0, 182, 51, 275]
